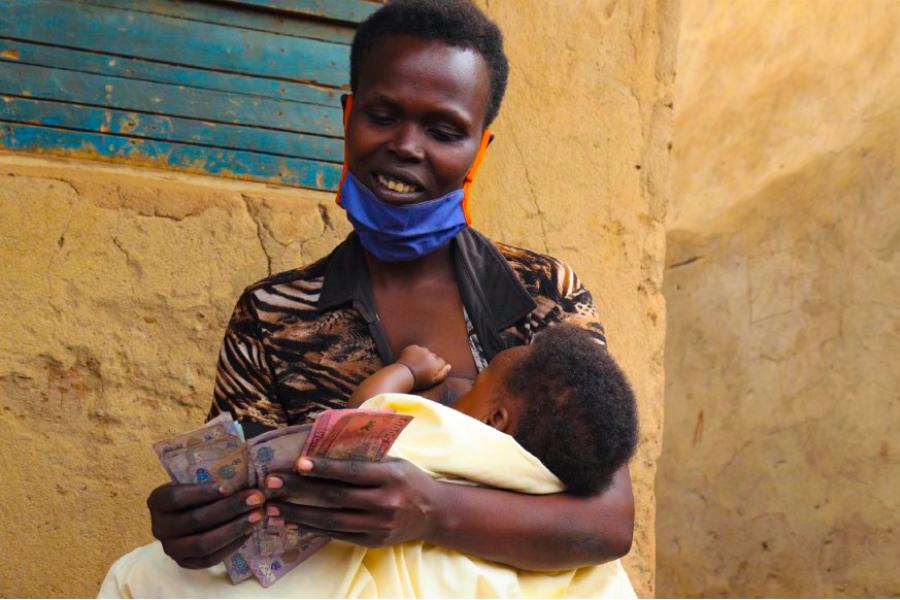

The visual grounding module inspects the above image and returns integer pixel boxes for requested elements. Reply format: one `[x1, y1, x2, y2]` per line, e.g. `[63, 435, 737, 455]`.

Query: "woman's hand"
[262, 457, 443, 547]
[146, 482, 266, 568]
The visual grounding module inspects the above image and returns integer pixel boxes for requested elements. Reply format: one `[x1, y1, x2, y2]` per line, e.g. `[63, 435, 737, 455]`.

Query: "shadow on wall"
[657, 0, 900, 596]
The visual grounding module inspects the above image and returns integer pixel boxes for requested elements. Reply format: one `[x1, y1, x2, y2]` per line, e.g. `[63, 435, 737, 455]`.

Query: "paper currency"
[186, 443, 249, 494]
[248, 424, 312, 487]
[155, 438, 246, 490]
[303, 409, 413, 462]
[313, 411, 413, 462]
[153, 414, 243, 481]
[247, 409, 413, 587]
[152, 409, 412, 588]
[249, 534, 331, 587]
[299, 408, 353, 457]
[246, 423, 316, 580]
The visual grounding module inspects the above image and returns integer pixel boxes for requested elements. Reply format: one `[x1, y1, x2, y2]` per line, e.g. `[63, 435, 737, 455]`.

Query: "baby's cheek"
[419, 377, 474, 406]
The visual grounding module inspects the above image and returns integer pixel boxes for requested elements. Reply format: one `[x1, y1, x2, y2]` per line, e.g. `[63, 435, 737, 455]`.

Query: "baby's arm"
[347, 345, 452, 408]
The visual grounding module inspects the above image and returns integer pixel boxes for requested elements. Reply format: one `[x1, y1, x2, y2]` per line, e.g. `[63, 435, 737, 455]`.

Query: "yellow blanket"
[100, 394, 636, 598]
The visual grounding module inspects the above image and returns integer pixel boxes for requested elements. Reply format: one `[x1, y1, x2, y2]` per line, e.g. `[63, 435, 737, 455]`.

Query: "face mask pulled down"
[338, 173, 470, 263]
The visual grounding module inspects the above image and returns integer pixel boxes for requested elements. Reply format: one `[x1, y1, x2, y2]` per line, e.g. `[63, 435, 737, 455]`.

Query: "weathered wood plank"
[78, 0, 357, 44]
[0, 96, 343, 163]
[0, 121, 343, 190]
[210, 0, 380, 23]
[0, 38, 340, 107]
[2, 0, 351, 86]
[0, 62, 343, 137]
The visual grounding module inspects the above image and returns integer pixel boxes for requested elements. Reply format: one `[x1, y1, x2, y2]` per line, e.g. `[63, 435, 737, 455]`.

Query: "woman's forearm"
[425, 465, 634, 571]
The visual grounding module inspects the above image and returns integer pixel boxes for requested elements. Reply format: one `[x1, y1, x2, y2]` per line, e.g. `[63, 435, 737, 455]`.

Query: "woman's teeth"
[376, 173, 417, 194]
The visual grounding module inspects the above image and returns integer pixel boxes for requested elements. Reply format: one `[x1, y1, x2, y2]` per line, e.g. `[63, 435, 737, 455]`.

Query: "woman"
[147, 0, 634, 576]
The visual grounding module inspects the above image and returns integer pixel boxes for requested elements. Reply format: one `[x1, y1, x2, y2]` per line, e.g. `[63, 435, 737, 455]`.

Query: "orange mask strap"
[335, 95, 353, 207]
[462, 129, 492, 225]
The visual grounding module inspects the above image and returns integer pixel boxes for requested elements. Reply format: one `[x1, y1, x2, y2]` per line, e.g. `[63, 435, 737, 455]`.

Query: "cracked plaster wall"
[657, 1, 900, 596]
[1, 1, 677, 595]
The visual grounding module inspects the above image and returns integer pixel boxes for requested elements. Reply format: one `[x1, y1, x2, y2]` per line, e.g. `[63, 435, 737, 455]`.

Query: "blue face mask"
[339, 172, 468, 263]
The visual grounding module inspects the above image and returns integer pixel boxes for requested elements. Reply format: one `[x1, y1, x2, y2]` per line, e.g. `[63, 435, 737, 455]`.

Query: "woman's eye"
[429, 128, 463, 142]
[367, 112, 395, 126]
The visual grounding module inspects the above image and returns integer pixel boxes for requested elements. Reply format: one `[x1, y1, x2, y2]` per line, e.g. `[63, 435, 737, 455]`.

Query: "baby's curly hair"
[505, 325, 639, 495]
[350, 0, 509, 126]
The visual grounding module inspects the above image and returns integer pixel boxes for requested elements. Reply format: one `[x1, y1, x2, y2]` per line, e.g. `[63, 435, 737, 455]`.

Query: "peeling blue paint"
[0, 0, 360, 191]
[1, 122, 343, 190]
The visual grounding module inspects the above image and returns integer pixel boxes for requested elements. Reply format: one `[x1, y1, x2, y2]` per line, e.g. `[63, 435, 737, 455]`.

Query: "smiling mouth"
[374, 172, 423, 195]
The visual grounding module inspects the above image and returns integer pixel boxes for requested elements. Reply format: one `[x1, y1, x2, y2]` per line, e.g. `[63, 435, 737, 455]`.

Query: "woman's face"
[346, 35, 492, 205]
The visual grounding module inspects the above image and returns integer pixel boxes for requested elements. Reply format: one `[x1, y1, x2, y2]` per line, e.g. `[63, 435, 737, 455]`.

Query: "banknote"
[154, 417, 254, 583]
[246, 425, 315, 561]
[308, 410, 413, 461]
[246, 410, 412, 587]
[153, 414, 242, 480]
[249, 534, 331, 588]
[299, 408, 354, 458]
[224, 544, 254, 584]
[186, 444, 249, 494]
[165, 433, 238, 476]
[153, 409, 412, 587]
[248, 424, 312, 487]
[220, 427, 312, 581]
[154, 414, 244, 455]
[152, 413, 232, 455]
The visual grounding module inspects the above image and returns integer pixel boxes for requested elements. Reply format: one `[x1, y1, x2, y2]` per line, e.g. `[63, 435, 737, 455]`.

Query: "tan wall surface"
[475, 2, 678, 594]
[0, 1, 677, 596]
[658, 1, 900, 596]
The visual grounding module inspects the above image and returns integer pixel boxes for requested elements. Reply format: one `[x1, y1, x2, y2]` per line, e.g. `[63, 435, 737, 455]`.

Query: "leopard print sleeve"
[544, 257, 608, 348]
[493, 241, 608, 349]
[207, 288, 288, 430]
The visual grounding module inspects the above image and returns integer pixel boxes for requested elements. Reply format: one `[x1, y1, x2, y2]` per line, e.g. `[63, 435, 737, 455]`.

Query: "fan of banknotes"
[153, 408, 413, 587]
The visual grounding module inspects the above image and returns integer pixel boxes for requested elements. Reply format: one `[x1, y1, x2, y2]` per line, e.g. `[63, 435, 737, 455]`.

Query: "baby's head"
[453, 325, 639, 494]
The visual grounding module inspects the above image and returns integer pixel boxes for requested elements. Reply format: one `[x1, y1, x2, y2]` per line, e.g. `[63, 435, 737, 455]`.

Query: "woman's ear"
[487, 406, 510, 432]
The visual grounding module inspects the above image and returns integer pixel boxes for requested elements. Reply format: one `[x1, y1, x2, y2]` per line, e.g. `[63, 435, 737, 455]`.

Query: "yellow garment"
[100, 394, 635, 598]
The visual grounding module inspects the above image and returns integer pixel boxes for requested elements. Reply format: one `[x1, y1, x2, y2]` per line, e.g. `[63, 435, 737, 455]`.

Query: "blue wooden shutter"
[0, 0, 381, 191]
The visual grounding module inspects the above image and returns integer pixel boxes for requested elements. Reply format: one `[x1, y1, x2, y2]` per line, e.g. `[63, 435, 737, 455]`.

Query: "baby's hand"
[396, 345, 452, 391]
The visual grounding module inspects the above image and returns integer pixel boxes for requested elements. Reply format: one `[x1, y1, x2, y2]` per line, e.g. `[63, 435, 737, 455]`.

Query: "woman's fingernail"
[269, 518, 285, 527]
[296, 458, 314, 472]
[285, 523, 299, 531]
[248, 511, 262, 524]
[267, 505, 280, 517]
[266, 476, 283, 489]
[246, 493, 263, 506]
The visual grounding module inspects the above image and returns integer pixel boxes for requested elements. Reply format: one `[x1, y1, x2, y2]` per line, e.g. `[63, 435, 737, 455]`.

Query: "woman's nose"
[388, 123, 425, 162]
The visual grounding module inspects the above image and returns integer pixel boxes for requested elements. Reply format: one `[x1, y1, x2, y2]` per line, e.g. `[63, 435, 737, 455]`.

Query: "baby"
[349, 324, 638, 494]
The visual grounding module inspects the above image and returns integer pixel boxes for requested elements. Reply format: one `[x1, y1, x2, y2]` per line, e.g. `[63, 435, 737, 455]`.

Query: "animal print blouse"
[208, 228, 607, 436]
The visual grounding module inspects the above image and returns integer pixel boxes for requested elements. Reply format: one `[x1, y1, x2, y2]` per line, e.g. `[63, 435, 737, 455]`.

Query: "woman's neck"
[364, 244, 456, 290]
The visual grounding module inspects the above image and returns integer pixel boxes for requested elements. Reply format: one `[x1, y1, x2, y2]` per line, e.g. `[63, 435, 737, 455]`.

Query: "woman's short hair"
[350, 0, 509, 126]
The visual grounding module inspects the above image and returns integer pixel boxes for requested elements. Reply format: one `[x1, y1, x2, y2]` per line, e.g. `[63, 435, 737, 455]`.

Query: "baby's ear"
[487, 406, 511, 433]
